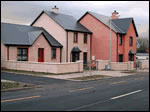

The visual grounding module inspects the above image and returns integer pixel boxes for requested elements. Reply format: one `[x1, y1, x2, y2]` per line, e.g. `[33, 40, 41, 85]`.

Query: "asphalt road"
[1, 72, 149, 111]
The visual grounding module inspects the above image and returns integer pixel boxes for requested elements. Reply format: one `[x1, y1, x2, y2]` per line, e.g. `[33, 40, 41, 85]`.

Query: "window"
[7, 46, 9, 60]
[119, 54, 123, 62]
[119, 35, 122, 45]
[51, 47, 56, 59]
[84, 33, 87, 43]
[17, 48, 28, 61]
[74, 32, 78, 43]
[129, 36, 133, 46]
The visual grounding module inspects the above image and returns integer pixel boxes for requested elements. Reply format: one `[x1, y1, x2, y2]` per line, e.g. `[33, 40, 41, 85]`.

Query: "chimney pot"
[52, 5, 59, 14]
[112, 10, 119, 19]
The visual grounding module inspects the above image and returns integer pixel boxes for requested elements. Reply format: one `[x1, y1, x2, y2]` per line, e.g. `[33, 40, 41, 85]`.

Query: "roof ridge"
[28, 30, 43, 44]
[117, 17, 133, 20]
[1, 22, 42, 29]
[43, 10, 75, 18]
[87, 11, 110, 18]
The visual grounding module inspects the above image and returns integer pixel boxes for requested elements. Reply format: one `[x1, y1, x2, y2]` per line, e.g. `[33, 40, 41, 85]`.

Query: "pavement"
[2, 68, 149, 81]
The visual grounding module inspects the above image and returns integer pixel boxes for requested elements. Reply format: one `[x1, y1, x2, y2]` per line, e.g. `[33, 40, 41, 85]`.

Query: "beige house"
[31, 6, 92, 65]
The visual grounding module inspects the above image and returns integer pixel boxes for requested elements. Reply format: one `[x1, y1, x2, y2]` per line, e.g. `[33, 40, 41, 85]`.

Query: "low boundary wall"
[4, 60, 83, 74]
[139, 60, 149, 69]
[96, 60, 134, 71]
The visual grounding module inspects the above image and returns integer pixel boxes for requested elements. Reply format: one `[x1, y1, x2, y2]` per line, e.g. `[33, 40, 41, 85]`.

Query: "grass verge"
[121, 70, 137, 74]
[1, 81, 34, 91]
[70, 75, 110, 81]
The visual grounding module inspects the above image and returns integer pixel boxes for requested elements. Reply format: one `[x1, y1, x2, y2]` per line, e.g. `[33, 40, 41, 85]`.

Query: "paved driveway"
[1, 72, 69, 85]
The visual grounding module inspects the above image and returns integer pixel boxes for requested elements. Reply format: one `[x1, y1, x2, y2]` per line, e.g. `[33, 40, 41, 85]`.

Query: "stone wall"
[139, 60, 149, 69]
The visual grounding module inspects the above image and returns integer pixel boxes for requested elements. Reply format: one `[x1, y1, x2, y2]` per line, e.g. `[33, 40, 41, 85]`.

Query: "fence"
[96, 60, 134, 71]
[4, 60, 83, 74]
[139, 60, 149, 69]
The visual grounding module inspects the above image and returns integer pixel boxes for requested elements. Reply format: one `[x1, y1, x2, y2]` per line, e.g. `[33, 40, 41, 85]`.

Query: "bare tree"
[137, 37, 149, 53]
[137, 37, 149, 47]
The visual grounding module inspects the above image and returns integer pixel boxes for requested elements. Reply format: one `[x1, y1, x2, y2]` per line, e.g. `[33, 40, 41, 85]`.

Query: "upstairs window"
[17, 48, 28, 61]
[129, 36, 133, 46]
[7, 46, 9, 60]
[74, 32, 78, 43]
[119, 35, 122, 45]
[84, 33, 87, 43]
[51, 47, 56, 59]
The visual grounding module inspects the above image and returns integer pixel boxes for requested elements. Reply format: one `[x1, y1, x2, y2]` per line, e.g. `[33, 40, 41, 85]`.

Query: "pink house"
[78, 10, 138, 67]
[1, 23, 63, 68]
[30, 6, 92, 66]
[1, 6, 92, 70]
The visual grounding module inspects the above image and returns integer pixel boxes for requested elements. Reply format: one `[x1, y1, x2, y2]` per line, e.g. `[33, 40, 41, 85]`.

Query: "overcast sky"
[1, 1, 149, 37]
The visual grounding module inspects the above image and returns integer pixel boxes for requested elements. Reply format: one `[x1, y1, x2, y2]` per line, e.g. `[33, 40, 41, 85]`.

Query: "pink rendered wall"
[1, 43, 7, 67]
[9, 46, 17, 60]
[67, 32, 91, 62]
[5, 34, 60, 63]
[79, 13, 117, 63]
[29, 34, 60, 63]
[32, 13, 66, 62]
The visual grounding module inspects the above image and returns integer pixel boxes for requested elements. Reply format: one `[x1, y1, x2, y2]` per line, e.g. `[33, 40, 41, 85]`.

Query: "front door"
[72, 52, 80, 62]
[83, 52, 87, 65]
[129, 54, 134, 61]
[38, 48, 44, 62]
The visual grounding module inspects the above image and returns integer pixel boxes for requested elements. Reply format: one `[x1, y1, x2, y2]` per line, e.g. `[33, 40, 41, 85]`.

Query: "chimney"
[112, 10, 119, 19]
[52, 5, 59, 14]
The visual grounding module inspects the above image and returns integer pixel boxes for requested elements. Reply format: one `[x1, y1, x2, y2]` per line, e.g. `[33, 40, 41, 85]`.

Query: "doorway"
[72, 52, 80, 62]
[38, 48, 44, 62]
[129, 54, 134, 61]
[83, 52, 87, 65]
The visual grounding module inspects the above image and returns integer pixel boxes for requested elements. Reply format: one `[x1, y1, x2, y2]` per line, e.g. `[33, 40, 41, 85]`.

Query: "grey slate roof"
[31, 10, 92, 33]
[128, 49, 136, 55]
[78, 11, 138, 36]
[71, 46, 82, 52]
[1, 22, 63, 48]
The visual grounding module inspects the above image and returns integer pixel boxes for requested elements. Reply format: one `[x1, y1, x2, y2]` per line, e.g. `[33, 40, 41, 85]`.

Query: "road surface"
[1, 72, 149, 111]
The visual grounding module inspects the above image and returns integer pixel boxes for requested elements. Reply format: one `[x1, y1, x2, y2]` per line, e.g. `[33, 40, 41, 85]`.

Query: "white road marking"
[67, 89, 143, 111]
[111, 90, 142, 100]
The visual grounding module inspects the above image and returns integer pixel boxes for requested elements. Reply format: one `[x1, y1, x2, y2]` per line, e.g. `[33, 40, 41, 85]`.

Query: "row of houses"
[1, 6, 138, 70]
